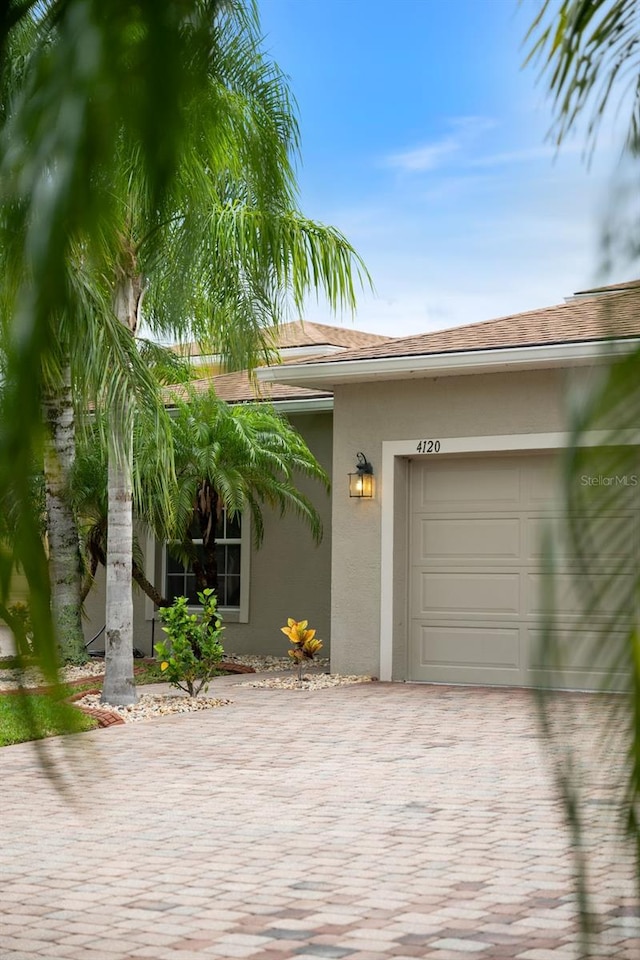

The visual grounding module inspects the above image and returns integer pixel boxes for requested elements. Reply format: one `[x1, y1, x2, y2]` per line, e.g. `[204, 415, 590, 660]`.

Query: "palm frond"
[524, 0, 640, 157]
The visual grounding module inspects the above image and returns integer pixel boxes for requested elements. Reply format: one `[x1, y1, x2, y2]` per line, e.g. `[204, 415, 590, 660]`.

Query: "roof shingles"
[165, 370, 331, 405]
[173, 320, 391, 358]
[165, 321, 392, 403]
[297, 287, 640, 365]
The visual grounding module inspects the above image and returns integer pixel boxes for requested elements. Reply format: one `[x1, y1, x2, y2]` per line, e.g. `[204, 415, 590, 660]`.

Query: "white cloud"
[302, 115, 635, 341]
[386, 137, 460, 173]
[385, 116, 497, 173]
[467, 143, 583, 169]
[468, 144, 559, 167]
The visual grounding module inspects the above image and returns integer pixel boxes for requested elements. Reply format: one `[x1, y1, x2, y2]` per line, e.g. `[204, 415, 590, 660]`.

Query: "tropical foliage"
[281, 618, 324, 681]
[0, 1, 368, 708]
[525, 0, 640, 944]
[159, 387, 329, 598]
[73, 387, 330, 608]
[525, 0, 640, 156]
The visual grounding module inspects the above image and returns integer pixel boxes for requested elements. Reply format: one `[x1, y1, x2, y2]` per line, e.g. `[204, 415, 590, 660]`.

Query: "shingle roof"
[293, 286, 640, 365]
[272, 320, 391, 349]
[573, 279, 640, 297]
[165, 369, 331, 406]
[173, 320, 391, 357]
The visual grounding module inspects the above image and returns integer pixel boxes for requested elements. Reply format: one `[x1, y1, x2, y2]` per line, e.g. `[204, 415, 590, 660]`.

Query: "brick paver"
[0, 680, 637, 959]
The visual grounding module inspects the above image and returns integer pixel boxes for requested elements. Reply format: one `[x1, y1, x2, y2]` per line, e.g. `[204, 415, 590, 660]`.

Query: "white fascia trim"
[264, 397, 333, 414]
[166, 396, 333, 415]
[257, 338, 638, 389]
[379, 429, 640, 682]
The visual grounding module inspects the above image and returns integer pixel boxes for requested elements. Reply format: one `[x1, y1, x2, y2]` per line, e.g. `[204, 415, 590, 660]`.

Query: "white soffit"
[255, 339, 639, 390]
[259, 396, 334, 414]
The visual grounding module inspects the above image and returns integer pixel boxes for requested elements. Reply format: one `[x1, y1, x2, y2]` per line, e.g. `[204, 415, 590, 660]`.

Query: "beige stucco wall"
[329, 366, 582, 678]
[82, 410, 333, 659]
[222, 411, 332, 656]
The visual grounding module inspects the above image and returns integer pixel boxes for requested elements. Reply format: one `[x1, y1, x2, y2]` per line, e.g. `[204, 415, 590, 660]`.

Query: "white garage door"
[409, 452, 637, 689]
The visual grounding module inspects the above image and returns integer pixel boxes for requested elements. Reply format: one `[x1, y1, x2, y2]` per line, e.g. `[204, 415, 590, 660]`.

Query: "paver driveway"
[1, 679, 638, 960]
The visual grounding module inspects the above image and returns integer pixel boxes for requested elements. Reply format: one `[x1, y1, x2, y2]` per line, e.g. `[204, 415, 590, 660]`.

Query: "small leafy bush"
[281, 618, 323, 681]
[155, 589, 224, 697]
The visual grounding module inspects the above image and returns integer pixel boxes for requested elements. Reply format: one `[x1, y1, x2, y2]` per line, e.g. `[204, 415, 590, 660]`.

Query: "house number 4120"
[416, 439, 441, 453]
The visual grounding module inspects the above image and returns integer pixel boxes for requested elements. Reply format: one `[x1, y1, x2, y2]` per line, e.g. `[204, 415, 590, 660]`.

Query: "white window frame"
[147, 512, 250, 624]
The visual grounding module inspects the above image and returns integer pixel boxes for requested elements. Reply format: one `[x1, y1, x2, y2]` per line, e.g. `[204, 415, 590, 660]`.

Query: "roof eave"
[256, 396, 334, 413]
[255, 338, 639, 390]
[165, 395, 333, 415]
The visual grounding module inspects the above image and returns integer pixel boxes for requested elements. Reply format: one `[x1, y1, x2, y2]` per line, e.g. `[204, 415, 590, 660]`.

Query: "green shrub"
[154, 589, 224, 697]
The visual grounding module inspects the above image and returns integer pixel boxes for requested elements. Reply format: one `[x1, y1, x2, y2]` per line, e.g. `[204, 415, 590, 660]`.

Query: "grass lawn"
[0, 659, 175, 747]
[0, 689, 99, 747]
[0, 656, 234, 747]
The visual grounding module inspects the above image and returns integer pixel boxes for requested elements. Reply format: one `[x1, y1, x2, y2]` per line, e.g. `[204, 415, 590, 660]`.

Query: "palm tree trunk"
[194, 482, 219, 593]
[132, 561, 170, 608]
[102, 420, 136, 704]
[91, 535, 170, 608]
[102, 270, 142, 706]
[42, 362, 86, 663]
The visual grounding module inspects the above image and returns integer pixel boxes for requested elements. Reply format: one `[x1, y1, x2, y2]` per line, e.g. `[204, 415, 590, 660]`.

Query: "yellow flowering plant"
[281, 618, 323, 681]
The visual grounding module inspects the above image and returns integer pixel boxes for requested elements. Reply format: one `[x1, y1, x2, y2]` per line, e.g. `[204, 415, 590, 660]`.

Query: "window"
[165, 510, 243, 608]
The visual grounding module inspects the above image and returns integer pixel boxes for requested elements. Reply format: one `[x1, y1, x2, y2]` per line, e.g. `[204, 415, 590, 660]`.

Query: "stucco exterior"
[329, 367, 583, 678]
[82, 410, 333, 659]
[223, 410, 333, 655]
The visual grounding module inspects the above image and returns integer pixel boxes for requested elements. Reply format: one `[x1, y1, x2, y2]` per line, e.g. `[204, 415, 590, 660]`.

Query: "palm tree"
[72, 387, 330, 612]
[42, 358, 85, 663]
[0, 2, 369, 706]
[150, 386, 330, 604]
[0, 1, 212, 685]
[525, 0, 640, 942]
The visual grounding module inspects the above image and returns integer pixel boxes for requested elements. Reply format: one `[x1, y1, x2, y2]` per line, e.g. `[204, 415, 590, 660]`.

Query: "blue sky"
[259, 0, 633, 338]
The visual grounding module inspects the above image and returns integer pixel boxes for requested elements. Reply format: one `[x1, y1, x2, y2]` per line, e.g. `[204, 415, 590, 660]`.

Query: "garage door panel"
[525, 457, 561, 508]
[413, 460, 522, 512]
[411, 624, 521, 683]
[528, 571, 635, 617]
[526, 513, 637, 561]
[414, 516, 521, 564]
[412, 571, 520, 617]
[408, 452, 638, 689]
[528, 627, 630, 690]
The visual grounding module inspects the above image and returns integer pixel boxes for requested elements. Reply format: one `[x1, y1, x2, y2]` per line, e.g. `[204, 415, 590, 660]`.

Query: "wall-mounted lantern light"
[349, 452, 374, 498]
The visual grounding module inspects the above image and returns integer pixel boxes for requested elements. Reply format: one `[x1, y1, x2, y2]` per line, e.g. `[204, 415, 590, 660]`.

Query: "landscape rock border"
[74, 692, 233, 723]
[66, 688, 125, 727]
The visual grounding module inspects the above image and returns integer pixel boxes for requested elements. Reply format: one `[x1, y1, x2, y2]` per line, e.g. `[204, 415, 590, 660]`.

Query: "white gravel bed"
[75, 692, 232, 722]
[227, 654, 330, 672]
[241, 674, 374, 690]
[0, 660, 107, 690]
[0, 655, 330, 690]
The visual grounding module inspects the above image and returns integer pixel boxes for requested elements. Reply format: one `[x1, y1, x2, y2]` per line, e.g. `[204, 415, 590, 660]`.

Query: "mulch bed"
[218, 661, 256, 674]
